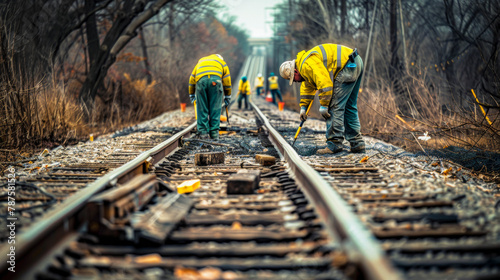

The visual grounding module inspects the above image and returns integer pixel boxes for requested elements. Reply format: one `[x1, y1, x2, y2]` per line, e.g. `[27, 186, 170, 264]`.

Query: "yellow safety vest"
[268, 76, 279, 90]
[189, 54, 232, 96]
[296, 44, 353, 107]
[238, 80, 251, 95]
[255, 77, 264, 87]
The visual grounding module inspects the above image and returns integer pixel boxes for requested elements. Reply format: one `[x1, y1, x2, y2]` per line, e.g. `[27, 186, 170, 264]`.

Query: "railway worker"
[268, 72, 282, 105]
[279, 44, 366, 154]
[254, 73, 265, 96]
[189, 54, 231, 140]
[237, 76, 251, 110]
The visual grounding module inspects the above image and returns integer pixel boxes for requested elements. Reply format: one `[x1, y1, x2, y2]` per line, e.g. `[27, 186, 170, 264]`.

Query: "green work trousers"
[195, 75, 223, 137]
[325, 55, 364, 148]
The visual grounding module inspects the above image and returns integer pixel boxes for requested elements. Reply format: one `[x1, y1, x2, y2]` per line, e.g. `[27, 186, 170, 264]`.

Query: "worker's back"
[239, 79, 251, 95]
[189, 54, 231, 96]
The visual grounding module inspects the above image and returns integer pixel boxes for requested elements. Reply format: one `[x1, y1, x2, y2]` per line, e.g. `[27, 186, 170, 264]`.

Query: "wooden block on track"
[195, 152, 225, 166]
[255, 154, 276, 166]
[227, 173, 259, 194]
[237, 169, 262, 182]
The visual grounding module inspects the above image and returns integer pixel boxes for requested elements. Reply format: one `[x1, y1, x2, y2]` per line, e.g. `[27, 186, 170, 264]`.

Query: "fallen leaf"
[231, 221, 242, 230]
[359, 156, 369, 163]
[390, 174, 395, 179]
[135, 254, 162, 264]
[199, 267, 222, 279]
[175, 267, 200, 278]
[442, 167, 452, 175]
[431, 162, 439, 166]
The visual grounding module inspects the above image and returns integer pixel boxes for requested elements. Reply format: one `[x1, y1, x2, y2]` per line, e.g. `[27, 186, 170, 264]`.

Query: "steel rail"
[0, 122, 197, 279]
[251, 103, 402, 280]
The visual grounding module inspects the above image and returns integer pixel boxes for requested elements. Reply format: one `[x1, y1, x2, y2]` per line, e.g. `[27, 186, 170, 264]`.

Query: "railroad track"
[0, 124, 190, 242]
[2, 54, 498, 280]
[0, 55, 399, 279]
[254, 97, 500, 279]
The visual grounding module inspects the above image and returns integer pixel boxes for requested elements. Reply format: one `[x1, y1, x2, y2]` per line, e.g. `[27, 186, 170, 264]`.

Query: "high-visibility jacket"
[268, 76, 279, 90]
[238, 79, 251, 95]
[254, 77, 264, 87]
[189, 54, 231, 96]
[295, 44, 354, 107]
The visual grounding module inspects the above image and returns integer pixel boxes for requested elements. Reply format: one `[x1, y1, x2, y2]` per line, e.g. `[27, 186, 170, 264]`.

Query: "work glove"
[319, 106, 331, 119]
[299, 106, 307, 122]
[189, 94, 196, 104]
[223, 96, 231, 108]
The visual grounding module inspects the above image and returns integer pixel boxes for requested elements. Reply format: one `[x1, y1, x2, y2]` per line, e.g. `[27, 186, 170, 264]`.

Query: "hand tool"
[194, 100, 197, 120]
[292, 100, 313, 147]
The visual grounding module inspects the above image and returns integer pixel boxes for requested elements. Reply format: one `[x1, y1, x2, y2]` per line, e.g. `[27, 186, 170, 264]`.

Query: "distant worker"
[254, 73, 265, 96]
[237, 76, 251, 110]
[189, 54, 231, 140]
[268, 72, 282, 105]
[279, 43, 365, 154]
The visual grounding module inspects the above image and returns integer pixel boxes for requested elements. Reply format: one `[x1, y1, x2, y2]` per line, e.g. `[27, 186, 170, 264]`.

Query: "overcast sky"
[218, 0, 285, 38]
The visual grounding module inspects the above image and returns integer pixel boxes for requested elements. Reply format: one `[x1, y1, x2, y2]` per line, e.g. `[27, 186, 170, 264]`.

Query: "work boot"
[317, 141, 343, 154]
[199, 133, 210, 140]
[350, 142, 366, 153]
[209, 130, 219, 140]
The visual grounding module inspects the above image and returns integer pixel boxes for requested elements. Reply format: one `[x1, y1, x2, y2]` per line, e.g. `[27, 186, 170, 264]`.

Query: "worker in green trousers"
[189, 54, 232, 140]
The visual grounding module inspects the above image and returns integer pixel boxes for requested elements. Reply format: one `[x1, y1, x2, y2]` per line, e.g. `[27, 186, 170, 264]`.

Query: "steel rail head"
[0, 122, 197, 277]
[251, 102, 401, 280]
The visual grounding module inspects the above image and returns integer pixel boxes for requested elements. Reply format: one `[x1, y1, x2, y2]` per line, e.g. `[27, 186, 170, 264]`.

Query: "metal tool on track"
[292, 100, 313, 146]
[194, 100, 197, 120]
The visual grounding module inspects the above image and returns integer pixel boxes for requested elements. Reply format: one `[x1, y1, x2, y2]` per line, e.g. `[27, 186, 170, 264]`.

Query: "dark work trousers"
[271, 89, 282, 105]
[325, 55, 365, 150]
[195, 75, 223, 137]
[238, 93, 249, 110]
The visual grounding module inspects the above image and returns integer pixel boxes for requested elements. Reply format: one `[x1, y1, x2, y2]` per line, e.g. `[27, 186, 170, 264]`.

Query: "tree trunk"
[390, 0, 399, 80]
[390, 0, 407, 114]
[168, 2, 175, 47]
[79, 0, 173, 114]
[85, 0, 100, 67]
[340, 0, 347, 37]
[139, 27, 152, 84]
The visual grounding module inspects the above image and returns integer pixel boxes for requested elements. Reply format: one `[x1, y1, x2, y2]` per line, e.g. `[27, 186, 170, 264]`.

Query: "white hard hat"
[215, 54, 223, 60]
[257, 73, 262, 77]
[279, 60, 295, 86]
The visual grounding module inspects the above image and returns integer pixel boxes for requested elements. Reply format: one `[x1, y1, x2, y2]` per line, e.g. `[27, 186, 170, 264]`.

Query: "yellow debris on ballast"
[220, 115, 227, 122]
[177, 179, 200, 194]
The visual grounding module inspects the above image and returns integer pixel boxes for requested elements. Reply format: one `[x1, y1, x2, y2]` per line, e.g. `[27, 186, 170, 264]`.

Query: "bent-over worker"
[189, 54, 231, 140]
[279, 43, 365, 154]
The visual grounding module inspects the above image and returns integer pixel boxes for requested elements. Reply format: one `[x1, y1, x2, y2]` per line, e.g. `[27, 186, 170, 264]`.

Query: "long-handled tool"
[225, 106, 230, 125]
[292, 101, 313, 147]
[194, 100, 197, 120]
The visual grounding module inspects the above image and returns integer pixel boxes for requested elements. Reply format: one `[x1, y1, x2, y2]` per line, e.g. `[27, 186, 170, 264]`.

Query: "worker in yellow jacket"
[279, 44, 365, 154]
[237, 76, 251, 110]
[267, 72, 282, 105]
[189, 54, 231, 140]
[254, 73, 265, 96]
